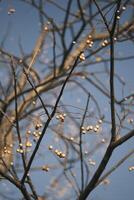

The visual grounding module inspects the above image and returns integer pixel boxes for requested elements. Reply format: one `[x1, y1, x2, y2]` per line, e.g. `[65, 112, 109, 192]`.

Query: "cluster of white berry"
[48, 145, 66, 158]
[56, 113, 66, 122]
[42, 165, 50, 172]
[8, 8, 16, 15]
[81, 119, 103, 134]
[128, 166, 134, 171]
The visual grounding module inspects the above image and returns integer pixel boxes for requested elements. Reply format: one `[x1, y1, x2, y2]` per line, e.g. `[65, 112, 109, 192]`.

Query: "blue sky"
[0, 1, 134, 200]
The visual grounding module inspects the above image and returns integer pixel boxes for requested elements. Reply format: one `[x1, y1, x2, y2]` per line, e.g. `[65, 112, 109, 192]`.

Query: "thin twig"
[96, 149, 134, 186]
[79, 94, 90, 193]
[21, 56, 79, 184]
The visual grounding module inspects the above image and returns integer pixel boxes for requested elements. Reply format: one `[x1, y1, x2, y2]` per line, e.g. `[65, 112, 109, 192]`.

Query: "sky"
[0, 0, 134, 200]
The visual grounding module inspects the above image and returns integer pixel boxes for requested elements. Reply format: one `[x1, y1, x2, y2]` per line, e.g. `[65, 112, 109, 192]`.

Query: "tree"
[0, 0, 134, 199]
